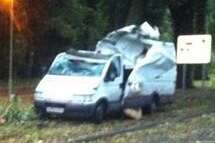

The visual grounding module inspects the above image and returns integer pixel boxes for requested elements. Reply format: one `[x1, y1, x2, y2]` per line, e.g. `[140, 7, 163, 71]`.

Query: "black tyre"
[36, 110, 48, 120]
[143, 95, 160, 114]
[94, 103, 106, 124]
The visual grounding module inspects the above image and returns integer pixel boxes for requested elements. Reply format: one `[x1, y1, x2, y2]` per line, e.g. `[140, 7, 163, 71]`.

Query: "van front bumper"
[34, 100, 96, 119]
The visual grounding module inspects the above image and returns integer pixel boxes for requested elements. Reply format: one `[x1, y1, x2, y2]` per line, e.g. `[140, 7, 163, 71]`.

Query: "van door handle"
[155, 75, 161, 79]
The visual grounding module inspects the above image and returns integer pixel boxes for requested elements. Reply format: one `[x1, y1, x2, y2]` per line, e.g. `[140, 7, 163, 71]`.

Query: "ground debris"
[123, 108, 142, 120]
[37, 140, 43, 143]
[0, 116, 6, 125]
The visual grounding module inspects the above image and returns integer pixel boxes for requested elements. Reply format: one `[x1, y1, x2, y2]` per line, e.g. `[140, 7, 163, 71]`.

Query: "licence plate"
[46, 107, 64, 114]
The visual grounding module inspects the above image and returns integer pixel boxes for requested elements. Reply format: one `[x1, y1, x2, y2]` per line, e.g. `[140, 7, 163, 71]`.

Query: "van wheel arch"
[143, 92, 160, 113]
[96, 98, 108, 110]
[94, 98, 108, 123]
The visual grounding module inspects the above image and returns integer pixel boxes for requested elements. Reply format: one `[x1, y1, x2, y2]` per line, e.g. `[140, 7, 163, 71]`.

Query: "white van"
[96, 22, 177, 113]
[34, 22, 177, 122]
[34, 50, 124, 123]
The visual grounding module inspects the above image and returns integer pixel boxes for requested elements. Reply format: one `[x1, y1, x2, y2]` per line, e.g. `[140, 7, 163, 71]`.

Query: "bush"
[0, 98, 36, 123]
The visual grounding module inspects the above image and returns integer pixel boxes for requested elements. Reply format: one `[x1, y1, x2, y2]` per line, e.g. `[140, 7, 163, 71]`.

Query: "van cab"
[34, 50, 124, 123]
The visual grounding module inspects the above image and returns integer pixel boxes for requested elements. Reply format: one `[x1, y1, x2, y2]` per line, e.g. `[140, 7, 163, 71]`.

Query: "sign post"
[177, 34, 212, 95]
[201, 65, 207, 88]
[182, 64, 187, 95]
[8, 0, 15, 101]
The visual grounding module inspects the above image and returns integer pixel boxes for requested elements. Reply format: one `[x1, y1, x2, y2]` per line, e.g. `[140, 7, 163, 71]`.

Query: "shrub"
[0, 98, 36, 124]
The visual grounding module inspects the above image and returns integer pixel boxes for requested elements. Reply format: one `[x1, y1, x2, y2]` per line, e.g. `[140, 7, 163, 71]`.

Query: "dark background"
[0, 0, 214, 88]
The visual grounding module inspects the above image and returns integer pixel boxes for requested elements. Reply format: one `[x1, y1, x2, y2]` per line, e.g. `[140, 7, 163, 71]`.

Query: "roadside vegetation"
[0, 64, 214, 143]
[0, 79, 215, 143]
[0, 0, 215, 142]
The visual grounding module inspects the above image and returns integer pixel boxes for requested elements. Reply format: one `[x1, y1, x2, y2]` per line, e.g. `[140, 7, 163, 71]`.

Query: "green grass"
[1, 69, 215, 143]
[193, 63, 215, 89]
[0, 88, 215, 143]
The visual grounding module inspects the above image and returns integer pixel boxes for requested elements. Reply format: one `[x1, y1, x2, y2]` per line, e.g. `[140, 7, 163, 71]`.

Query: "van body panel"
[35, 75, 101, 103]
[96, 22, 177, 108]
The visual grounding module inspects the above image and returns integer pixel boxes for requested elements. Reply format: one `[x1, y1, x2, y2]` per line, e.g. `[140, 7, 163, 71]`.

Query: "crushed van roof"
[66, 49, 112, 60]
[96, 22, 175, 69]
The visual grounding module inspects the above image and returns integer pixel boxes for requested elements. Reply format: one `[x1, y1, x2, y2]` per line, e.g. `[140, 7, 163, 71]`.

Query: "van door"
[104, 57, 123, 102]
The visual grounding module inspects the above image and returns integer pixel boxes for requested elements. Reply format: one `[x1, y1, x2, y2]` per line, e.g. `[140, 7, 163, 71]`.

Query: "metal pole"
[182, 64, 187, 96]
[201, 64, 207, 88]
[8, 0, 14, 100]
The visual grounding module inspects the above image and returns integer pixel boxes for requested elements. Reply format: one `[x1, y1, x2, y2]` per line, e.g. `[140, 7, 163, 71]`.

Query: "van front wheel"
[37, 111, 48, 120]
[94, 103, 105, 124]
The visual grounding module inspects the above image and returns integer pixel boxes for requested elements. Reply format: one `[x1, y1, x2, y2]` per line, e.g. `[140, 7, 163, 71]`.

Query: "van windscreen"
[48, 56, 105, 76]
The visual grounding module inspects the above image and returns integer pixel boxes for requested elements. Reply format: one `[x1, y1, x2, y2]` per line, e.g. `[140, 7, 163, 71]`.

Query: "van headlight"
[71, 93, 95, 104]
[34, 91, 45, 101]
[83, 94, 96, 104]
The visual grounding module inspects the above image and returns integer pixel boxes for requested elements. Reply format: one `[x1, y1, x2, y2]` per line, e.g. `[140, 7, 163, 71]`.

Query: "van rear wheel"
[94, 103, 105, 124]
[143, 96, 159, 114]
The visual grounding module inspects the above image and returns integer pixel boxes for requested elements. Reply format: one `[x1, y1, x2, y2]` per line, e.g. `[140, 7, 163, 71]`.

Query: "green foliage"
[0, 98, 36, 123]
[142, 0, 167, 26]
[207, 0, 215, 50]
[0, 0, 213, 79]
[1, 89, 215, 143]
[47, 0, 108, 50]
[0, 0, 110, 78]
[159, 9, 174, 41]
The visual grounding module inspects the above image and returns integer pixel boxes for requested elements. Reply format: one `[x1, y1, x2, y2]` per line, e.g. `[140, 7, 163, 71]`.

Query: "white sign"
[176, 35, 212, 64]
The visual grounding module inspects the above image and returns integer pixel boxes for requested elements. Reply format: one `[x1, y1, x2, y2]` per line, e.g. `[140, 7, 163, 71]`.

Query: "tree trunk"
[126, 0, 167, 27]
[126, 0, 145, 25]
[194, 0, 207, 33]
[21, 0, 49, 77]
[107, 0, 117, 31]
[193, 0, 207, 80]
[0, 13, 10, 78]
[168, 0, 194, 88]
[114, 0, 132, 29]
[107, 0, 132, 31]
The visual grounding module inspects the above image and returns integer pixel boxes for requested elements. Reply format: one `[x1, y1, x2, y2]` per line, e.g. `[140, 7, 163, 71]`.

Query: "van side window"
[106, 62, 118, 81]
[113, 57, 121, 77]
